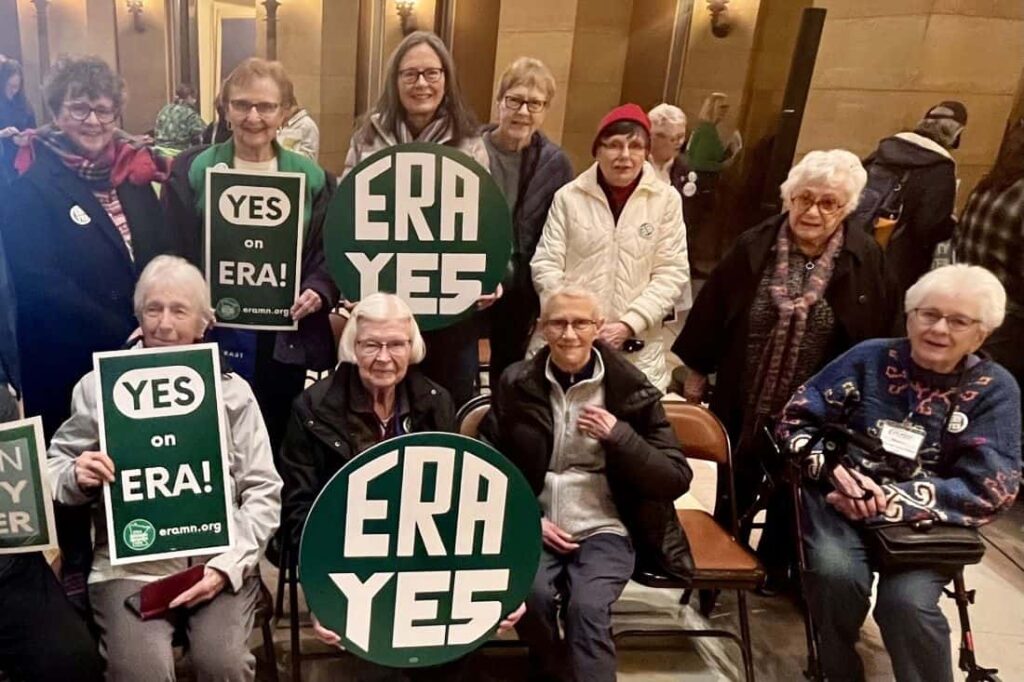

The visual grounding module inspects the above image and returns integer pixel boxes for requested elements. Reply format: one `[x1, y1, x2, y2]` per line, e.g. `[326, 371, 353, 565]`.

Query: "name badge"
[879, 420, 926, 461]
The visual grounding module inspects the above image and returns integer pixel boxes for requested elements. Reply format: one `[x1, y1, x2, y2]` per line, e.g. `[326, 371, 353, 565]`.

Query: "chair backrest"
[456, 394, 491, 438]
[662, 400, 730, 465]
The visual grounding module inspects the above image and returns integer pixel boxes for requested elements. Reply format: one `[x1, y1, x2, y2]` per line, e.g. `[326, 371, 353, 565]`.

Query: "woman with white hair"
[674, 149, 895, 589]
[46, 255, 282, 681]
[777, 264, 1021, 682]
[647, 102, 687, 186]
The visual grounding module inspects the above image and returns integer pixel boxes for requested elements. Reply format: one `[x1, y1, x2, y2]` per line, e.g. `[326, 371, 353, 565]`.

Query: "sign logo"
[299, 432, 541, 668]
[217, 185, 292, 228]
[325, 144, 513, 331]
[112, 366, 206, 420]
[123, 518, 156, 551]
[216, 298, 242, 321]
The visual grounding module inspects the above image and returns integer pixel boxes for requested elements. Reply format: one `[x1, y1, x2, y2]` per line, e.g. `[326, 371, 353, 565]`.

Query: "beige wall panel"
[498, 0, 579, 32]
[931, 0, 1024, 20]
[811, 0, 934, 19]
[16, 0, 43, 116]
[452, 0, 501, 125]
[916, 15, 1024, 95]
[116, 0, 171, 135]
[621, 0, 676, 108]
[809, 16, 928, 91]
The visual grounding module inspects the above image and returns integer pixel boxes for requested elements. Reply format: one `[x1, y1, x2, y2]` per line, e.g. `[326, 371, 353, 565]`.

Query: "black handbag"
[868, 520, 986, 571]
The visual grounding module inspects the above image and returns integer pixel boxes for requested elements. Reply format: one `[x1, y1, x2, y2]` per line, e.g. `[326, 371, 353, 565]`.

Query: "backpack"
[846, 161, 911, 250]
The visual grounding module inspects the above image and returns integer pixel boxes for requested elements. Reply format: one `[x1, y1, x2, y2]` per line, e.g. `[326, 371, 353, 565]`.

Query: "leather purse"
[868, 520, 985, 571]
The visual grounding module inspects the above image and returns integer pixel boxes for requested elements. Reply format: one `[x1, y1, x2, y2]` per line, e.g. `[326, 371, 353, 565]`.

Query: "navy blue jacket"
[0, 145, 177, 435]
[0, 232, 17, 390]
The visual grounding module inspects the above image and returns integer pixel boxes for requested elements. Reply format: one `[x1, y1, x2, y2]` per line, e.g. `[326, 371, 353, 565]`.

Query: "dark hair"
[43, 55, 125, 119]
[175, 83, 196, 101]
[0, 60, 27, 109]
[359, 31, 478, 145]
[597, 120, 650, 149]
[974, 118, 1024, 195]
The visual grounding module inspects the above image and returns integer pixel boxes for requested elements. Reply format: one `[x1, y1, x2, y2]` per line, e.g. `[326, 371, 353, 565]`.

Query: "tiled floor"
[253, 498, 1022, 681]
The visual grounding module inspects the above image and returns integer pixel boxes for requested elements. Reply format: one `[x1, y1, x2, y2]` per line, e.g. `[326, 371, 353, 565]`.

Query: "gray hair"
[133, 255, 214, 329]
[338, 293, 426, 364]
[648, 103, 687, 131]
[905, 264, 1006, 331]
[541, 284, 604, 321]
[779, 149, 868, 218]
[914, 117, 963, 149]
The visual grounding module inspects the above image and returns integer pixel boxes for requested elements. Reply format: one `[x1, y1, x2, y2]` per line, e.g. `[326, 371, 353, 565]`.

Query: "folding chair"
[614, 400, 764, 682]
[455, 394, 490, 438]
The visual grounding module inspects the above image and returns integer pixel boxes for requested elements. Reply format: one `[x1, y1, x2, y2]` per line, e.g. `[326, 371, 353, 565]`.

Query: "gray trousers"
[516, 533, 635, 682]
[90, 576, 260, 682]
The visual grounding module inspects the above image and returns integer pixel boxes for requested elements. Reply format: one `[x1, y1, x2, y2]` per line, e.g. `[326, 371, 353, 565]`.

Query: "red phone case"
[135, 564, 206, 620]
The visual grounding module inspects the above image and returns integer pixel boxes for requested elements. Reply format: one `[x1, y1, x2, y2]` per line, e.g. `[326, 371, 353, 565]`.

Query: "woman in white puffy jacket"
[531, 104, 690, 391]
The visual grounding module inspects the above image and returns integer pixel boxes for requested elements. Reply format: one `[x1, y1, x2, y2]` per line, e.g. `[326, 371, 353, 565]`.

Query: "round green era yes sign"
[325, 143, 513, 331]
[298, 432, 541, 668]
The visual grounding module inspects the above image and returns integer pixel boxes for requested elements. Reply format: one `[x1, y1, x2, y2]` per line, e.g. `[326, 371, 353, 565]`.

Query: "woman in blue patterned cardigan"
[777, 264, 1021, 682]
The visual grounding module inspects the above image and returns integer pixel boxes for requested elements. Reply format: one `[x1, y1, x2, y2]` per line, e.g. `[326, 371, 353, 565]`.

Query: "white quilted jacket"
[531, 162, 690, 391]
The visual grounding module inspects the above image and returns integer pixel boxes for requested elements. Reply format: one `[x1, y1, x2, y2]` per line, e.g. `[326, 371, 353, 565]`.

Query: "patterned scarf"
[15, 125, 170, 189]
[749, 222, 845, 423]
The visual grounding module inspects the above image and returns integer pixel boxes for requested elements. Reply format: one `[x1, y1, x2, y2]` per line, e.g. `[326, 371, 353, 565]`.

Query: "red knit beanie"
[592, 103, 651, 156]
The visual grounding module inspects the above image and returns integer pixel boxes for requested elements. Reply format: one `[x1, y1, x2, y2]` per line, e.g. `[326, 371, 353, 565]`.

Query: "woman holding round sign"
[338, 31, 498, 409]
[46, 256, 282, 682]
[163, 57, 339, 457]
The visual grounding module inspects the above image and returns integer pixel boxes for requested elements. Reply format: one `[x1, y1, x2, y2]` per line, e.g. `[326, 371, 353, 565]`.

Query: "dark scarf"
[15, 125, 169, 189]
[749, 222, 845, 423]
[598, 169, 641, 223]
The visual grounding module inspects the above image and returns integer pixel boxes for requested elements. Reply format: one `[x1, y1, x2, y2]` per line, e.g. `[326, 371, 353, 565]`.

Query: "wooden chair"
[614, 400, 764, 682]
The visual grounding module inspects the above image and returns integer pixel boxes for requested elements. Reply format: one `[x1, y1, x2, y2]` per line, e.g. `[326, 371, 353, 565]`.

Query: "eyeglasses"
[912, 308, 981, 333]
[228, 99, 281, 116]
[398, 68, 444, 85]
[791, 191, 845, 216]
[63, 101, 119, 124]
[543, 319, 598, 335]
[356, 339, 412, 357]
[599, 139, 647, 155]
[502, 95, 546, 114]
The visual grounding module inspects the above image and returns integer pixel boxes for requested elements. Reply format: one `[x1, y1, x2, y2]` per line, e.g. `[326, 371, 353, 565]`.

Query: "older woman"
[342, 31, 491, 408]
[1, 55, 172, 437]
[673, 149, 894, 586]
[777, 264, 1021, 682]
[164, 57, 338, 456]
[481, 57, 573, 390]
[47, 255, 282, 682]
[647, 102, 687, 186]
[531, 103, 690, 392]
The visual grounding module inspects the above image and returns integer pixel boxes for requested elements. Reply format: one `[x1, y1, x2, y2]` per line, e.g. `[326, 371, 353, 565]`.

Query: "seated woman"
[777, 264, 1021, 682]
[47, 255, 282, 682]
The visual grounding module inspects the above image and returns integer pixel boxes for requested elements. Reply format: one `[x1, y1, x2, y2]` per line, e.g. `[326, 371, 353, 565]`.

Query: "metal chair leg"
[737, 589, 756, 682]
[261, 612, 280, 682]
[288, 561, 302, 682]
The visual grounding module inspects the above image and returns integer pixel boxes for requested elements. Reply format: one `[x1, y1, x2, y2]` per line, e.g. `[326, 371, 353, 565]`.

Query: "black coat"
[673, 214, 895, 448]
[0, 145, 176, 435]
[279, 363, 455, 547]
[479, 343, 695, 580]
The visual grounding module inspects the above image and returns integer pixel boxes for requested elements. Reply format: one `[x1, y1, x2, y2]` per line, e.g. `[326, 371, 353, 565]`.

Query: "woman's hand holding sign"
[168, 566, 228, 609]
[76, 450, 116, 489]
[290, 288, 323, 321]
[475, 283, 504, 311]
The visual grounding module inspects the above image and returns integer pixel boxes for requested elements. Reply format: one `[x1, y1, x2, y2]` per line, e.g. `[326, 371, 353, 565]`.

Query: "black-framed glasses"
[228, 99, 281, 116]
[356, 339, 412, 357]
[398, 68, 444, 85]
[543, 319, 597, 335]
[64, 101, 119, 124]
[502, 94, 546, 114]
[912, 308, 981, 333]
[791, 191, 845, 216]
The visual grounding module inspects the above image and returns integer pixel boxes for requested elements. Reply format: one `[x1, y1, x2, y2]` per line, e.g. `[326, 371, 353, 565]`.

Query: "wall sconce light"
[396, 0, 417, 36]
[707, 0, 732, 38]
[126, 0, 145, 33]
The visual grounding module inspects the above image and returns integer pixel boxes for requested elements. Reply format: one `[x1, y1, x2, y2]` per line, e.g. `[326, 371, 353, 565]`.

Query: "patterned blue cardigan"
[777, 338, 1021, 527]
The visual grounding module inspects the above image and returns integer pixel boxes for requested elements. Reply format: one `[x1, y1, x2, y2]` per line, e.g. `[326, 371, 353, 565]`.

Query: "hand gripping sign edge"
[298, 431, 541, 668]
[324, 143, 513, 332]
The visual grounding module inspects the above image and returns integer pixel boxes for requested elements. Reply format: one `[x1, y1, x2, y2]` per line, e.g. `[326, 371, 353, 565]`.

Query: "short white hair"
[338, 293, 426, 364]
[779, 149, 868, 218]
[541, 284, 604, 321]
[133, 255, 215, 328]
[905, 264, 1006, 331]
[648, 103, 687, 131]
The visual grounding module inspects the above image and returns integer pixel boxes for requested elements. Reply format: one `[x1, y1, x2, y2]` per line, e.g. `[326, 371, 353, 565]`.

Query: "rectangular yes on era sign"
[95, 344, 234, 565]
[206, 168, 305, 331]
[0, 417, 57, 555]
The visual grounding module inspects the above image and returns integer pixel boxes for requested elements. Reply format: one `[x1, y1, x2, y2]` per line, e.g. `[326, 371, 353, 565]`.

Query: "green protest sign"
[299, 432, 541, 668]
[95, 344, 234, 565]
[325, 143, 513, 331]
[206, 168, 305, 330]
[0, 417, 56, 554]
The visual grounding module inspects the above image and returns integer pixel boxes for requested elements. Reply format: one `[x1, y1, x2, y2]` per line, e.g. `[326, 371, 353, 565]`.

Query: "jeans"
[516, 533, 635, 682]
[802, 488, 957, 682]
